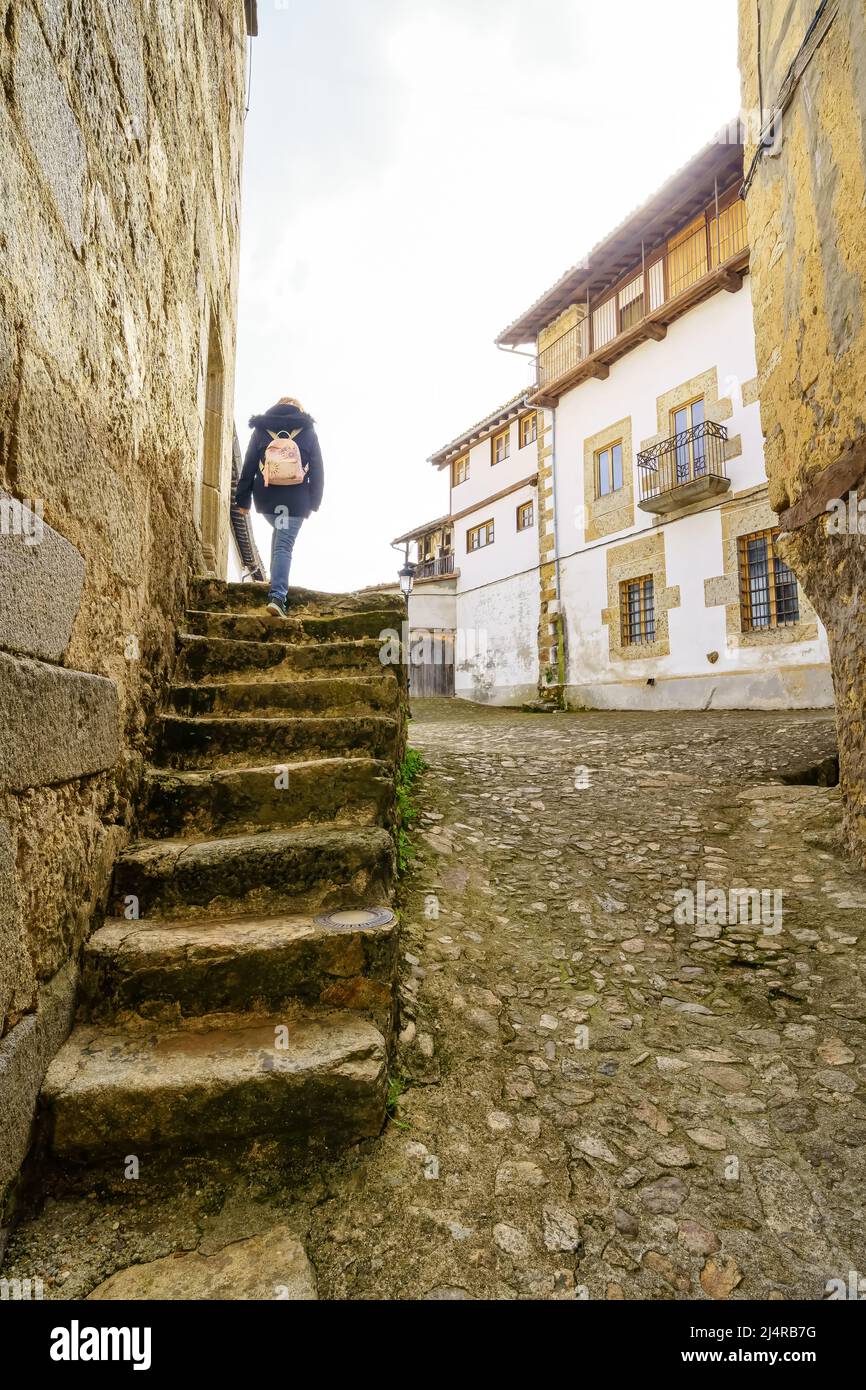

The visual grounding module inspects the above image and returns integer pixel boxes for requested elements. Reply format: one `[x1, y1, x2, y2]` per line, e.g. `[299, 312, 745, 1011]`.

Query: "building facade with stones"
[396, 129, 834, 710]
[0, 0, 258, 1218]
[394, 393, 544, 704]
[737, 0, 866, 862]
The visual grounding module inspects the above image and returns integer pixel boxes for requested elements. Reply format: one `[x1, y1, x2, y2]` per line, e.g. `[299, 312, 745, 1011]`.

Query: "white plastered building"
[397, 130, 833, 710]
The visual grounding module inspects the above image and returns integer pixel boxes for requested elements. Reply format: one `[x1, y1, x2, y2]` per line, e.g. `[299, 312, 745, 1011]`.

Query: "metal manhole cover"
[313, 907, 396, 932]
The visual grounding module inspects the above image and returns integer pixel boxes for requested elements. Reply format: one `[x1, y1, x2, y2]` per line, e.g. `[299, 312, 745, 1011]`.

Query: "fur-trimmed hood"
[248, 403, 315, 433]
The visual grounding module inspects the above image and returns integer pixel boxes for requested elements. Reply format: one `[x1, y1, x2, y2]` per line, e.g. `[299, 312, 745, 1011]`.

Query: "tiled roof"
[428, 388, 530, 467]
[496, 122, 744, 346]
[392, 514, 451, 546]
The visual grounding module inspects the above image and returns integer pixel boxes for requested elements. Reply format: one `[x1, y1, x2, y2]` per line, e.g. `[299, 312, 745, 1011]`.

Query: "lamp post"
[397, 549, 416, 702]
[398, 558, 416, 599]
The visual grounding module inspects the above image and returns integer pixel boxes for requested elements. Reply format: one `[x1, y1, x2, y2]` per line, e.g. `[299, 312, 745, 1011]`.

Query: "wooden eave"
[497, 135, 745, 347]
[392, 515, 452, 546]
[429, 395, 530, 469]
[529, 250, 749, 408]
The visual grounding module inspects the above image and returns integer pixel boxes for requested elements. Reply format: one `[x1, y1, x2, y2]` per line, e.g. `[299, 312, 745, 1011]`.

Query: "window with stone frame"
[670, 394, 706, 483]
[620, 574, 655, 646]
[738, 529, 800, 631]
[596, 439, 624, 498]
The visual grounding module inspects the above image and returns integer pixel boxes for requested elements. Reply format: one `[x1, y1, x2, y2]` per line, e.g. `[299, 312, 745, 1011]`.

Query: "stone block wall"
[534, 410, 561, 695]
[0, 0, 249, 1213]
[738, 0, 866, 860]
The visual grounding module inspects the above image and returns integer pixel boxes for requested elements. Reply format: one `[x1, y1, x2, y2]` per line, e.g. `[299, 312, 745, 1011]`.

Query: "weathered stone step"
[113, 826, 393, 919]
[175, 633, 401, 684]
[87, 1226, 318, 1300]
[143, 757, 392, 836]
[190, 577, 403, 619]
[154, 713, 401, 770]
[168, 676, 401, 719]
[81, 908, 397, 1025]
[42, 1009, 387, 1160]
[184, 609, 399, 645]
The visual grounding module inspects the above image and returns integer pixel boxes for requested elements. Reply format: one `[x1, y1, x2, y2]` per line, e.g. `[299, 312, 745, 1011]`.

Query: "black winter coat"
[235, 403, 324, 518]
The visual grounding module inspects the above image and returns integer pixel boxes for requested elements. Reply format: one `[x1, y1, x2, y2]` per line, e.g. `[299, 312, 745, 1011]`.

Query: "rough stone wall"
[0, 0, 248, 1211]
[738, 0, 866, 861]
[538, 303, 584, 355]
[533, 410, 561, 696]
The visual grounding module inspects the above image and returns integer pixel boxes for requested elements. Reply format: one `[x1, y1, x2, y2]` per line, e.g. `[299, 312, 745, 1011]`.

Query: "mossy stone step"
[190, 578, 404, 617]
[184, 609, 401, 645]
[42, 1009, 387, 1160]
[35, 572, 406, 1177]
[175, 633, 403, 684]
[143, 757, 393, 836]
[81, 908, 397, 1026]
[154, 712, 401, 770]
[168, 676, 401, 719]
[112, 826, 394, 919]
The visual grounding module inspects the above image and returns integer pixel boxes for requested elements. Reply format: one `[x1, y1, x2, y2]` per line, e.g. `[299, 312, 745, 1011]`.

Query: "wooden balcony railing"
[536, 198, 748, 395]
[416, 553, 455, 579]
[637, 421, 728, 508]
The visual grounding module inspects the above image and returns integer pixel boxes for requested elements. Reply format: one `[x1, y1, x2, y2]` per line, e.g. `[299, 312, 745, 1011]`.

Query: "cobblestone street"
[308, 698, 866, 1300]
[6, 698, 866, 1303]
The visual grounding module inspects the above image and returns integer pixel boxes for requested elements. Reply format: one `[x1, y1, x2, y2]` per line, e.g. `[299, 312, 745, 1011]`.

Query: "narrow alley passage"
[306, 699, 865, 1300]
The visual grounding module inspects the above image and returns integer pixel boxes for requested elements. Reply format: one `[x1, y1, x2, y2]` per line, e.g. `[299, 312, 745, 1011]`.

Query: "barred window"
[620, 575, 655, 646]
[738, 529, 800, 630]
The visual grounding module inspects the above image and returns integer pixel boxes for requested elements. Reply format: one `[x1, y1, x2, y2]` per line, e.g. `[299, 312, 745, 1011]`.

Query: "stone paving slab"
[86, 1225, 317, 1300]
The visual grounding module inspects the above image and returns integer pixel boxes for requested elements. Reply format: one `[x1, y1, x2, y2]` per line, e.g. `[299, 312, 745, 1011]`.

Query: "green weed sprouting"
[386, 1073, 412, 1129]
[395, 747, 427, 875]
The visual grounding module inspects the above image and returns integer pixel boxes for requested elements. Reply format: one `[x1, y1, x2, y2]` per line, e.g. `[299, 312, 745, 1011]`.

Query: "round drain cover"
[313, 907, 396, 932]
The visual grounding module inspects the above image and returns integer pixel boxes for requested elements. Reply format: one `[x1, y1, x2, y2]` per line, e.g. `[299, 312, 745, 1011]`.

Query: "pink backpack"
[262, 429, 307, 487]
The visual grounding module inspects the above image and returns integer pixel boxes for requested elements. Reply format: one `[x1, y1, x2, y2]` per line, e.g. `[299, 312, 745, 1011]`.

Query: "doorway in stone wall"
[200, 313, 225, 573]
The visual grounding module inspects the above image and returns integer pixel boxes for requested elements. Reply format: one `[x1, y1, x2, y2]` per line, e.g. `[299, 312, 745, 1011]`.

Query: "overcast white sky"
[234, 0, 740, 593]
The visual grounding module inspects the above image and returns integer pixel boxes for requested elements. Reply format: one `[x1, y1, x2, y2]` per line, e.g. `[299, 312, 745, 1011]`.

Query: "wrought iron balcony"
[415, 552, 455, 580]
[637, 421, 730, 514]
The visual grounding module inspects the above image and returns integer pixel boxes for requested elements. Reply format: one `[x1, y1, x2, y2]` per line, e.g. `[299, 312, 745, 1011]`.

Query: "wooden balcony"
[638, 421, 730, 514]
[415, 553, 455, 580]
[532, 199, 749, 404]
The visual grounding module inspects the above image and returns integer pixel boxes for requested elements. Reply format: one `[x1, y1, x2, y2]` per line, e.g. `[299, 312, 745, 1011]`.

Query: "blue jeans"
[263, 512, 304, 601]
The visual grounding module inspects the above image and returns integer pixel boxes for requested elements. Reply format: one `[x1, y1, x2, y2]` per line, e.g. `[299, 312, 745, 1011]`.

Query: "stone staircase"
[40, 580, 407, 1166]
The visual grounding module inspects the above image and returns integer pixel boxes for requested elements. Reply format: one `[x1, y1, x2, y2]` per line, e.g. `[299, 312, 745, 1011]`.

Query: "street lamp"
[398, 558, 416, 599]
